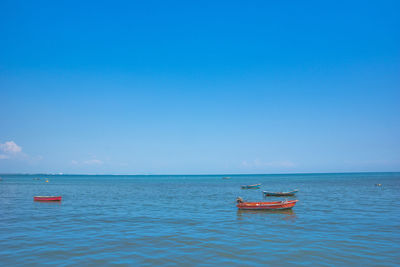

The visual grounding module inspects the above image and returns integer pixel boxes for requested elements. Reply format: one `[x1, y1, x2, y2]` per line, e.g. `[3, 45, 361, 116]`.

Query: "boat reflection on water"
[236, 208, 296, 221]
[33, 200, 62, 205]
[33, 202, 62, 209]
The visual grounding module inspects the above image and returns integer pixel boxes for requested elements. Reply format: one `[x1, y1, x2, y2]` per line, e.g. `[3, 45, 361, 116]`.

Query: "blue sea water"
[0, 173, 399, 266]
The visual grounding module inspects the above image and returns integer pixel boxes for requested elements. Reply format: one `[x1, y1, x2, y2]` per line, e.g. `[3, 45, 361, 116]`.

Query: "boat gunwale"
[34, 196, 62, 201]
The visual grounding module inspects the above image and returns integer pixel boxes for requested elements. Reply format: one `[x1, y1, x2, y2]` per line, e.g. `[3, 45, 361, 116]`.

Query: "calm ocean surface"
[1, 173, 399, 266]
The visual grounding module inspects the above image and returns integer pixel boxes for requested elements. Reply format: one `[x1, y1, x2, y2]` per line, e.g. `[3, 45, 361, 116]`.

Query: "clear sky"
[0, 0, 399, 174]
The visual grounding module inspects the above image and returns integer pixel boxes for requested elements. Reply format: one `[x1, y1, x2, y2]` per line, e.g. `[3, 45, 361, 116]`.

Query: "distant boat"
[263, 189, 298, 197]
[222, 177, 231, 179]
[34, 196, 62, 201]
[241, 183, 261, 189]
[236, 198, 298, 210]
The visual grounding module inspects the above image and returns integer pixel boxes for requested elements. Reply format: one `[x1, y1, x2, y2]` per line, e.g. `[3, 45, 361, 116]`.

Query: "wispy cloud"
[0, 154, 10, 159]
[83, 159, 103, 165]
[71, 159, 104, 165]
[241, 159, 296, 168]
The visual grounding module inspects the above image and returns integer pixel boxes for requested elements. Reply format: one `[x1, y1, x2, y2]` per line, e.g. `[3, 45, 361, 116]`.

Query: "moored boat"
[34, 196, 62, 201]
[241, 183, 261, 189]
[236, 197, 298, 210]
[263, 189, 298, 196]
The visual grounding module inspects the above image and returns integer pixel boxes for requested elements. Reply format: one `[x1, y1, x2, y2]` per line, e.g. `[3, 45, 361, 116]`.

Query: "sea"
[0, 172, 399, 266]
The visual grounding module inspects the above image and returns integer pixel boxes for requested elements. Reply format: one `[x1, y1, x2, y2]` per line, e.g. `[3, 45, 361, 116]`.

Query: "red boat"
[236, 198, 298, 210]
[34, 196, 62, 201]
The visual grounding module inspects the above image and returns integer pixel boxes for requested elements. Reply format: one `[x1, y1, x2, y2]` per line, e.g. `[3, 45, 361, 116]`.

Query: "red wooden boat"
[236, 198, 298, 210]
[34, 196, 62, 201]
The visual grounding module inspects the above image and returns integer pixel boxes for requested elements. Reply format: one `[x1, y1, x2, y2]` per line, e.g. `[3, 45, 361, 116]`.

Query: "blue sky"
[0, 0, 399, 174]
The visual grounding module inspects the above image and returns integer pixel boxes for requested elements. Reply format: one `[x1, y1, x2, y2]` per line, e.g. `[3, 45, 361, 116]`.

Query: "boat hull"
[34, 196, 62, 201]
[241, 184, 261, 189]
[237, 200, 298, 210]
[263, 190, 298, 196]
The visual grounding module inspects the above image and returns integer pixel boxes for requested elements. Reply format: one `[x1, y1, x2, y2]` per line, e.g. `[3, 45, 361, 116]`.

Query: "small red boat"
[236, 198, 298, 210]
[34, 196, 62, 201]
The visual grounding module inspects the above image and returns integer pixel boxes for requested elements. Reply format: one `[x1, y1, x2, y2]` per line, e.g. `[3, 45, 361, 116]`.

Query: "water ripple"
[0, 173, 399, 266]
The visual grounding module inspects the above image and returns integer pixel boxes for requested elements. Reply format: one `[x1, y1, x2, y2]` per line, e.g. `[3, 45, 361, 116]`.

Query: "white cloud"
[0, 141, 43, 164]
[0, 141, 23, 159]
[0, 141, 22, 153]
